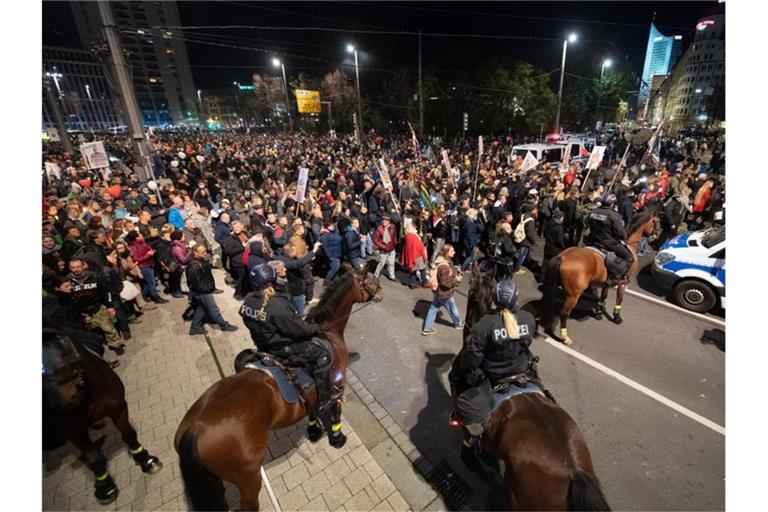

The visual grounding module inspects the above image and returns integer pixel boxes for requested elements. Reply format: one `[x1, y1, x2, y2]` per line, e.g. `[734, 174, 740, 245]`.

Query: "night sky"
[43, 1, 723, 91]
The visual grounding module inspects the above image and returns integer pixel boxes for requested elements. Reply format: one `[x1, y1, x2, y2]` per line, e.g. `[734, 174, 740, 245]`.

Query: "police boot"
[460, 436, 484, 474]
[306, 417, 324, 443]
[313, 366, 335, 415]
[93, 473, 119, 505]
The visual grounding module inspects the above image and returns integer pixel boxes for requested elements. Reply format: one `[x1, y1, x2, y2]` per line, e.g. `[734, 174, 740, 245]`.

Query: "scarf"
[382, 226, 391, 245]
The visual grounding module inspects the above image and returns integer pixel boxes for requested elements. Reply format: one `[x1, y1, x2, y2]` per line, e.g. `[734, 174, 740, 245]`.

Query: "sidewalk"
[43, 271, 444, 511]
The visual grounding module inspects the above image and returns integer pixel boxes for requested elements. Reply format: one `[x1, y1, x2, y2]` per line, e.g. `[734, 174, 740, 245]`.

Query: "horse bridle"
[358, 274, 381, 302]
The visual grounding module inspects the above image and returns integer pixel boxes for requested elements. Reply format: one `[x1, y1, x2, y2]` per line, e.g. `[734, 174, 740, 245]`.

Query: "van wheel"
[673, 280, 717, 313]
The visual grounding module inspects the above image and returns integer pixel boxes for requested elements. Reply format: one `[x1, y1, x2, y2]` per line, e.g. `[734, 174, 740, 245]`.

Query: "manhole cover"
[426, 461, 473, 510]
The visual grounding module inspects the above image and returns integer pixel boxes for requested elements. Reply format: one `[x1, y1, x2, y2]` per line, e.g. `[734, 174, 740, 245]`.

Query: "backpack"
[428, 263, 449, 292]
[540, 196, 555, 217]
[514, 217, 532, 244]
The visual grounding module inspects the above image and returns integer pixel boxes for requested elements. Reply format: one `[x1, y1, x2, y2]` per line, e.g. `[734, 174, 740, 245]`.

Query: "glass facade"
[638, 23, 683, 114]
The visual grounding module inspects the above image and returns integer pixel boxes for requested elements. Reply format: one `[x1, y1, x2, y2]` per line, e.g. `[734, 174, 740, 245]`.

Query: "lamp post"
[347, 44, 363, 139]
[272, 58, 293, 132]
[596, 58, 612, 129]
[554, 33, 577, 134]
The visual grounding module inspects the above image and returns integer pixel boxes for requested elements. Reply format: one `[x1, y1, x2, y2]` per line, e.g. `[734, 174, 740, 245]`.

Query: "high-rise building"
[42, 46, 124, 132]
[661, 14, 725, 130]
[637, 22, 683, 118]
[69, 1, 199, 127]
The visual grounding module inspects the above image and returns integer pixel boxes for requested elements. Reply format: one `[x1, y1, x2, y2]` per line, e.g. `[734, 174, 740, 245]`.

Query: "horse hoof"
[593, 310, 603, 320]
[563, 336, 574, 347]
[328, 432, 347, 449]
[612, 315, 623, 325]
[142, 457, 163, 474]
[94, 484, 119, 505]
[307, 425, 324, 443]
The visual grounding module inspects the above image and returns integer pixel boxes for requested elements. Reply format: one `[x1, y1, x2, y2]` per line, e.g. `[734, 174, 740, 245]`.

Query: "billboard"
[295, 89, 321, 113]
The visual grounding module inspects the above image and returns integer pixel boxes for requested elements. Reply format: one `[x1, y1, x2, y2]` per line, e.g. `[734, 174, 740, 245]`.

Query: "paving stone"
[279, 486, 309, 511]
[344, 489, 375, 511]
[264, 454, 292, 478]
[301, 471, 331, 500]
[387, 492, 411, 512]
[343, 467, 373, 495]
[363, 459, 385, 480]
[348, 445, 373, 468]
[371, 474, 398, 502]
[282, 462, 310, 491]
[323, 456, 352, 486]
[299, 494, 328, 512]
[322, 482, 353, 510]
[303, 448, 333, 476]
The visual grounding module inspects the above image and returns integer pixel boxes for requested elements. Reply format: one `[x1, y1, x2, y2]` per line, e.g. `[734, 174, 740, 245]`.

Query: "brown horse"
[542, 208, 657, 345]
[457, 267, 610, 510]
[43, 328, 162, 505]
[174, 267, 382, 511]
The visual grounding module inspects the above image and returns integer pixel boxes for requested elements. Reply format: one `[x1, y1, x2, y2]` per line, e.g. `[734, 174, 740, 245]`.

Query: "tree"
[247, 73, 284, 125]
[320, 69, 358, 132]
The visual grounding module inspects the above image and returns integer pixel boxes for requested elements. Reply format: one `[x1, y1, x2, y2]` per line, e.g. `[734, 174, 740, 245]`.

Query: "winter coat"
[373, 223, 398, 253]
[320, 231, 343, 259]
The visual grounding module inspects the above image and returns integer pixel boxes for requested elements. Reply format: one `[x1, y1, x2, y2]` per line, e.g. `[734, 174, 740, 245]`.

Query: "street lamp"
[554, 33, 577, 134]
[45, 71, 64, 98]
[272, 57, 293, 131]
[346, 43, 363, 138]
[596, 59, 613, 129]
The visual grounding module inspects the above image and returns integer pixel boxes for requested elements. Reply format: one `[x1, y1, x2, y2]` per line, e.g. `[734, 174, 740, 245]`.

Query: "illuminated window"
[165, 48, 175, 55]
[148, 77, 158, 83]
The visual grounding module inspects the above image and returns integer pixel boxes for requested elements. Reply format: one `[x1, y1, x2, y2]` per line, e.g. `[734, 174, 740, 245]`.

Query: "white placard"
[521, 151, 539, 172]
[80, 141, 109, 170]
[295, 167, 309, 203]
[585, 146, 607, 170]
[46, 127, 60, 142]
[378, 159, 393, 190]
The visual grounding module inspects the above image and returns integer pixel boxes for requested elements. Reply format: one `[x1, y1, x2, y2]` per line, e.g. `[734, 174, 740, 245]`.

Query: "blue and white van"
[652, 228, 725, 313]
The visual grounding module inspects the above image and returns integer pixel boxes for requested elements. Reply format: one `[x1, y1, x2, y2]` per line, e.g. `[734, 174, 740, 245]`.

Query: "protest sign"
[80, 141, 109, 170]
[295, 167, 309, 203]
[378, 158, 393, 190]
[522, 151, 539, 172]
[585, 146, 607, 170]
[46, 127, 60, 142]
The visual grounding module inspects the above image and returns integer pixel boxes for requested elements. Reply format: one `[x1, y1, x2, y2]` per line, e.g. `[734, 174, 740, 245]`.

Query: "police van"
[652, 227, 725, 313]
[511, 141, 592, 169]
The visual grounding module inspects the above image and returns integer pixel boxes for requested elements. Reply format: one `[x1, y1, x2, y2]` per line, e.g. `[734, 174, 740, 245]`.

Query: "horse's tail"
[177, 430, 227, 511]
[567, 468, 611, 511]
[541, 255, 562, 332]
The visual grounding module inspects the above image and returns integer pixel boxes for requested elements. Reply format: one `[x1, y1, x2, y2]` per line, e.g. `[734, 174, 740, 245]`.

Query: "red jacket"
[373, 223, 398, 253]
[400, 232, 426, 272]
[130, 239, 156, 269]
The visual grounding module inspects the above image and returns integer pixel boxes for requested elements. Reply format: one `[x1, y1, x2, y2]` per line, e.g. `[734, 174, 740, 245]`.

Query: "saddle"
[586, 246, 626, 277]
[233, 348, 315, 404]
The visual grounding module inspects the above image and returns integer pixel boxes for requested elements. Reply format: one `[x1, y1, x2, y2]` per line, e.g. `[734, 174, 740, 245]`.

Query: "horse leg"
[560, 295, 579, 346]
[326, 399, 347, 448]
[593, 286, 609, 320]
[306, 414, 323, 443]
[613, 280, 627, 324]
[235, 465, 264, 511]
[68, 426, 119, 505]
[109, 400, 163, 474]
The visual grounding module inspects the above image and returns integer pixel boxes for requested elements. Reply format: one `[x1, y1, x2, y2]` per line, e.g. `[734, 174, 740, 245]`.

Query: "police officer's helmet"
[493, 279, 519, 310]
[250, 263, 277, 289]
[602, 193, 617, 207]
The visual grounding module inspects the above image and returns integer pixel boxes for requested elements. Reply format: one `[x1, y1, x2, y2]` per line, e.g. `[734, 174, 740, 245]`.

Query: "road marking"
[624, 289, 725, 327]
[541, 335, 726, 436]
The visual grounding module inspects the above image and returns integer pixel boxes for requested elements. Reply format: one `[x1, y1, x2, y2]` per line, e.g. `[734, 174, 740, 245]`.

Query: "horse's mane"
[306, 271, 355, 324]
[626, 208, 652, 239]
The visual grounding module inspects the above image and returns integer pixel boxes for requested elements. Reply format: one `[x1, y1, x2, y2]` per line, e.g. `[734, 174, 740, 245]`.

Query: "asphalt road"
[341, 246, 725, 511]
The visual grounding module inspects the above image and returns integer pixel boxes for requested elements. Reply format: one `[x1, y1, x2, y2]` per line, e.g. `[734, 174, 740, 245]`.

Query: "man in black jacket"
[185, 244, 238, 335]
[68, 258, 125, 353]
[586, 193, 633, 286]
[544, 210, 566, 266]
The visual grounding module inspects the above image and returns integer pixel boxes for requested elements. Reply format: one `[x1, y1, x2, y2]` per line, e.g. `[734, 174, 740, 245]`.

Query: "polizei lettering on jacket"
[589, 212, 608, 222]
[240, 303, 267, 321]
[493, 324, 530, 341]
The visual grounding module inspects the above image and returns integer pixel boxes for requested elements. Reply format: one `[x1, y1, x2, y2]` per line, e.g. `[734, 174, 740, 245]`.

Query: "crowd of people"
[41, 127, 725, 366]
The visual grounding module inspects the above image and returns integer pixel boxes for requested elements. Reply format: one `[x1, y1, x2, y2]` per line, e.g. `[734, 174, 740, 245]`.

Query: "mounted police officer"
[449, 280, 537, 472]
[586, 193, 633, 286]
[239, 262, 339, 423]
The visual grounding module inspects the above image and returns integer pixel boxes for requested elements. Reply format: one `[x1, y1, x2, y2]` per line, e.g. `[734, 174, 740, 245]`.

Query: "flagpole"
[608, 143, 632, 192]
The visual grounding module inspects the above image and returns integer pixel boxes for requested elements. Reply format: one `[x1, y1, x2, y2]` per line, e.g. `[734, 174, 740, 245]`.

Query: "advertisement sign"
[295, 167, 309, 203]
[79, 141, 109, 170]
[295, 89, 321, 113]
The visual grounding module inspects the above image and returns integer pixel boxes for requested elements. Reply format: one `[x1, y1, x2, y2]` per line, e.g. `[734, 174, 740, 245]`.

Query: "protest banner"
[521, 151, 539, 172]
[585, 146, 607, 171]
[472, 136, 484, 201]
[378, 158, 393, 190]
[79, 141, 109, 170]
[295, 90, 321, 113]
[295, 167, 309, 203]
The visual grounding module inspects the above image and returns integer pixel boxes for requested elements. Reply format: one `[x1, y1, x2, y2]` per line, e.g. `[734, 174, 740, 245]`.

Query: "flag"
[522, 151, 539, 172]
[646, 124, 663, 169]
[407, 121, 420, 157]
[478, 135, 484, 162]
[418, 177, 434, 210]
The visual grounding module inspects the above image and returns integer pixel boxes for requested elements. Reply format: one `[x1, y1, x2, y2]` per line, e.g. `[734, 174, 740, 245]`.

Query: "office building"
[637, 22, 683, 118]
[69, 0, 199, 126]
[43, 46, 124, 132]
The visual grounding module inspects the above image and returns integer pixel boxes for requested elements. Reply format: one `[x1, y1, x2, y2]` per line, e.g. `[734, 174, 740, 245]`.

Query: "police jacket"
[239, 287, 320, 352]
[458, 309, 536, 383]
[69, 271, 113, 315]
[185, 258, 216, 294]
[586, 207, 626, 248]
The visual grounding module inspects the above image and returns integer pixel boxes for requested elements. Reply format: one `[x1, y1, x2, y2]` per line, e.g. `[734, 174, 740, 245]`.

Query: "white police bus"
[652, 227, 725, 313]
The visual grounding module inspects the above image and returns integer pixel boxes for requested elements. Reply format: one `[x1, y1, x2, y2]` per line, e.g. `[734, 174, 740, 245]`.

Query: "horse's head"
[352, 265, 383, 304]
[42, 331, 85, 409]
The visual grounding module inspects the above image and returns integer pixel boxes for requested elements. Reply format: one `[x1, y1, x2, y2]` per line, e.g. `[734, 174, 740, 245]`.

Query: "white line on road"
[624, 289, 725, 327]
[261, 467, 282, 512]
[542, 335, 726, 436]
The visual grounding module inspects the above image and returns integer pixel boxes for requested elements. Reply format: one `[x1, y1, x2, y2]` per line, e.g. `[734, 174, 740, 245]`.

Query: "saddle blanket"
[586, 246, 623, 273]
[234, 349, 314, 404]
[490, 381, 545, 415]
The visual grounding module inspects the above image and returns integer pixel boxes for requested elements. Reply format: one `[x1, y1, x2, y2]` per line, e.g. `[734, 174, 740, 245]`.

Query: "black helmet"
[602, 193, 617, 207]
[249, 263, 277, 289]
[493, 279, 519, 310]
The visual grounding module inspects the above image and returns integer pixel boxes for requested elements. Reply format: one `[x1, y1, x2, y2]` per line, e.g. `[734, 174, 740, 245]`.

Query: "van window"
[542, 148, 563, 163]
[570, 145, 580, 157]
